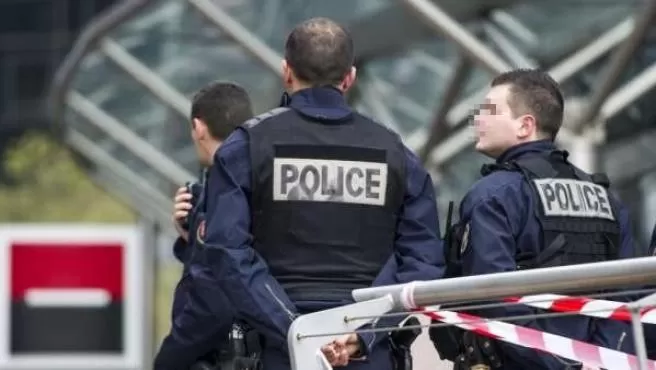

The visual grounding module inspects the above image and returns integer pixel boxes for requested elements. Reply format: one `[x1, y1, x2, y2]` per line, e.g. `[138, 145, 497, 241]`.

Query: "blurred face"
[472, 84, 536, 158]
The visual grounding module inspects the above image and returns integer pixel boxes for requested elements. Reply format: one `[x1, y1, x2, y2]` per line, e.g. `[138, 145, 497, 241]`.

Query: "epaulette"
[241, 107, 291, 129]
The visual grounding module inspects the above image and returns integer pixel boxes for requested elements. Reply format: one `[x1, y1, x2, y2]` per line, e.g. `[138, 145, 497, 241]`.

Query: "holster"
[389, 316, 422, 370]
[454, 331, 502, 370]
[190, 322, 262, 370]
[430, 325, 502, 370]
[429, 323, 463, 362]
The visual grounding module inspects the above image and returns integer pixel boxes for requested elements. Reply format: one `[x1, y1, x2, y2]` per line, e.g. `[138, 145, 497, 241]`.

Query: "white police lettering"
[533, 179, 615, 220]
[273, 158, 388, 206]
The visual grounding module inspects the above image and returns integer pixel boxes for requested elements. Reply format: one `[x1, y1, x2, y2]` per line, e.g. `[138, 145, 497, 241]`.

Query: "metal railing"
[288, 256, 656, 370]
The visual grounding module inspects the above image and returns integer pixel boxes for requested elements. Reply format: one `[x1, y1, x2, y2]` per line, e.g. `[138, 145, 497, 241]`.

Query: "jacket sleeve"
[154, 130, 299, 369]
[611, 192, 642, 259]
[195, 129, 298, 351]
[154, 267, 236, 369]
[357, 146, 446, 354]
[172, 237, 190, 264]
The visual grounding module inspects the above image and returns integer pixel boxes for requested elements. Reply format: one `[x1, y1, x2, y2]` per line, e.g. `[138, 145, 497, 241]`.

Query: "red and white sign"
[0, 224, 144, 369]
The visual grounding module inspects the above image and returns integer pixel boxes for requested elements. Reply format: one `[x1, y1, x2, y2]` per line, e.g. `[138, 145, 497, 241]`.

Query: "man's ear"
[517, 114, 538, 139]
[282, 59, 289, 75]
[340, 66, 357, 92]
[192, 118, 208, 138]
[282, 59, 294, 87]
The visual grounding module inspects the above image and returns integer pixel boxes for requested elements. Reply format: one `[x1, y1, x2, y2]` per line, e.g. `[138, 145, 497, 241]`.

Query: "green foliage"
[0, 133, 136, 222]
[155, 262, 183, 342]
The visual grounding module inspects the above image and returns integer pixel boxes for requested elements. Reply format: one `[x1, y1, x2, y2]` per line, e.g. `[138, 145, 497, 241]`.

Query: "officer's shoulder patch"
[460, 222, 471, 254]
[241, 107, 291, 129]
[196, 219, 206, 245]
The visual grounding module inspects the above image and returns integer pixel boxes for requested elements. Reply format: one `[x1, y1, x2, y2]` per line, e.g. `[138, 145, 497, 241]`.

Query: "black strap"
[542, 219, 620, 234]
[533, 233, 567, 267]
[481, 150, 612, 186]
[480, 155, 552, 181]
[513, 155, 559, 179]
[516, 150, 612, 188]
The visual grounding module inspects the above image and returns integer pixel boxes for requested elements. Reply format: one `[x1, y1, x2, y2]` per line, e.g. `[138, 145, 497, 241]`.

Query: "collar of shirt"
[279, 86, 352, 122]
[496, 139, 556, 164]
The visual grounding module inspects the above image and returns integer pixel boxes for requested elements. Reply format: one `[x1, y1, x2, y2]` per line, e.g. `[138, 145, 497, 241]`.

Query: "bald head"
[284, 17, 354, 87]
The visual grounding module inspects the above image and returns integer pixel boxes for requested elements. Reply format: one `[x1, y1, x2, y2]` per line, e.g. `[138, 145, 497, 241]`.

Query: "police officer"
[160, 17, 445, 370]
[431, 69, 637, 369]
[155, 81, 254, 369]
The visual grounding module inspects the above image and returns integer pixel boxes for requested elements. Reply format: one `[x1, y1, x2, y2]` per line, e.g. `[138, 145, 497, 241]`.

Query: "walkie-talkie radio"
[178, 181, 202, 231]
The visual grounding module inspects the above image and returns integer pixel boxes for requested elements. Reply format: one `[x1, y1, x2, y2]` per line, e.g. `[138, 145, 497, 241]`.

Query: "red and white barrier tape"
[504, 294, 656, 325]
[420, 308, 656, 370]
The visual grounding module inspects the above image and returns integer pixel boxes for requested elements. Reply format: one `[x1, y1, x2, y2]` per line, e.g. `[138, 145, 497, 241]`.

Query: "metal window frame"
[66, 90, 194, 185]
[401, 0, 512, 75]
[418, 16, 638, 166]
[187, 0, 283, 77]
[98, 37, 191, 119]
[49, 0, 153, 135]
[572, 0, 656, 135]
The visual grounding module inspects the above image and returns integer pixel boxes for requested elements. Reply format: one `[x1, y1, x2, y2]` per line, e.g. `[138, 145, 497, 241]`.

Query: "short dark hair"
[190, 81, 253, 140]
[491, 69, 564, 140]
[284, 17, 354, 86]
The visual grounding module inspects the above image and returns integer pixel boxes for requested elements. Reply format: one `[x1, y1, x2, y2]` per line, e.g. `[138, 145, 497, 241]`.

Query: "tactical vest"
[243, 107, 406, 303]
[434, 151, 619, 368]
[485, 150, 621, 270]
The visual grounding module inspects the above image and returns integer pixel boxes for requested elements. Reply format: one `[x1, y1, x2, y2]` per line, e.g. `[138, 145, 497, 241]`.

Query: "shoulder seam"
[466, 173, 525, 210]
[242, 107, 291, 129]
[353, 112, 397, 133]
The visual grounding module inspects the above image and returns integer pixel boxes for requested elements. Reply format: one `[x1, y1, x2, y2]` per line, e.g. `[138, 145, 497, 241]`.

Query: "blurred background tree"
[0, 133, 135, 223]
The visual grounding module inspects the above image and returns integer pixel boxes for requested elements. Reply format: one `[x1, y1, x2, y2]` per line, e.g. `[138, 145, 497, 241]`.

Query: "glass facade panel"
[58, 0, 656, 245]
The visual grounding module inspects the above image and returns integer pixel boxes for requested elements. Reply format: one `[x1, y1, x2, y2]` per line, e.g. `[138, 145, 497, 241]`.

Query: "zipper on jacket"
[265, 283, 296, 322]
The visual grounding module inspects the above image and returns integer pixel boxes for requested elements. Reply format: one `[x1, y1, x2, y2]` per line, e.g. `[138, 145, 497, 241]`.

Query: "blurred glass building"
[50, 0, 656, 248]
[0, 0, 117, 184]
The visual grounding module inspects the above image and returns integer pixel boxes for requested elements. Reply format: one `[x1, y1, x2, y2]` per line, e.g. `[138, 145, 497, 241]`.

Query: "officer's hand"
[320, 333, 362, 367]
[172, 186, 193, 241]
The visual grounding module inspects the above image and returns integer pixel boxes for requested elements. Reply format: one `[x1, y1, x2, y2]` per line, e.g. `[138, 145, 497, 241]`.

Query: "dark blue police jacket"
[156, 174, 236, 369]
[459, 140, 638, 369]
[171, 237, 191, 318]
[170, 174, 212, 318]
[154, 86, 445, 369]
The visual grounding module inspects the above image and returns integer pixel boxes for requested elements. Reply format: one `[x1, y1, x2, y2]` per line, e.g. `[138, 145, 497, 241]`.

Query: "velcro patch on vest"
[533, 178, 615, 221]
[273, 158, 388, 206]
